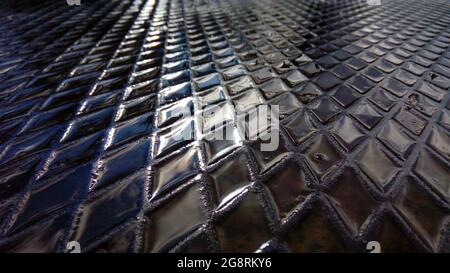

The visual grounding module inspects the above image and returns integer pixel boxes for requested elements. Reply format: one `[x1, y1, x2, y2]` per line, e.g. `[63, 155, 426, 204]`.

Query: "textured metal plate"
[0, 0, 449, 253]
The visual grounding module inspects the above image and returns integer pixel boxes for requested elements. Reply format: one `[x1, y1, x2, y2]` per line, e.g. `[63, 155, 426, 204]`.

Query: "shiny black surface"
[0, 0, 449, 252]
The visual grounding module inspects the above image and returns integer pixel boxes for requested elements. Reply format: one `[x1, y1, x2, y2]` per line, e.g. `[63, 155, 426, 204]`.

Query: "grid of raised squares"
[0, 0, 448, 253]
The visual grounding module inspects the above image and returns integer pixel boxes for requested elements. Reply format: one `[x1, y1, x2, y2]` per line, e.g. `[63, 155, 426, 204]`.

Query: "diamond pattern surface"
[0, 0, 449, 253]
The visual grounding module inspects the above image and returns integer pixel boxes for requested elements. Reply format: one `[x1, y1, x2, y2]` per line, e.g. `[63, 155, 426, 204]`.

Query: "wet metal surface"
[0, 0, 449, 252]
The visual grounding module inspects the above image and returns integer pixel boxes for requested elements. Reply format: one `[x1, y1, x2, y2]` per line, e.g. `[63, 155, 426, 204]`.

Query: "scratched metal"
[0, 0, 449, 253]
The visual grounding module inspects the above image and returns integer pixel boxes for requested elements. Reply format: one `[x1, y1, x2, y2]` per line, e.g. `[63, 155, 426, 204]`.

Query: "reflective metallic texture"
[0, 0, 449, 253]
